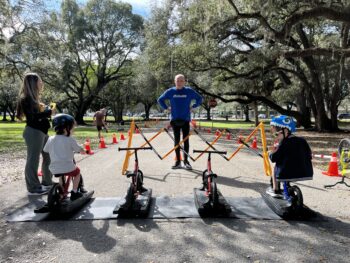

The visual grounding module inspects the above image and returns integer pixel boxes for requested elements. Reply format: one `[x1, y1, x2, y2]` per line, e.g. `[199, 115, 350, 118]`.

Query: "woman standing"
[16, 73, 53, 195]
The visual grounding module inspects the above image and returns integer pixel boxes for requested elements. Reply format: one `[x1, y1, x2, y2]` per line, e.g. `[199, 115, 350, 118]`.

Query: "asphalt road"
[1, 131, 349, 263]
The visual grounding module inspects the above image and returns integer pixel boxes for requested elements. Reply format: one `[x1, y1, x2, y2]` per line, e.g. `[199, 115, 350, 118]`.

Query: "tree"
[33, 0, 144, 124]
[153, 0, 350, 131]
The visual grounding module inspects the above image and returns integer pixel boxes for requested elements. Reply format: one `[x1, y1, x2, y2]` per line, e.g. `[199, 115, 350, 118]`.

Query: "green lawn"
[1, 119, 349, 154]
[0, 121, 125, 154]
[196, 120, 258, 129]
[0, 119, 260, 154]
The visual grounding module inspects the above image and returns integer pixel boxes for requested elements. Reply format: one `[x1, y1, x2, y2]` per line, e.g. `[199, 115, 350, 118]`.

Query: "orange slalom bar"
[193, 131, 223, 161]
[129, 128, 164, 156]
[161, 132, 192, 160]
[227, 124, 261, 161]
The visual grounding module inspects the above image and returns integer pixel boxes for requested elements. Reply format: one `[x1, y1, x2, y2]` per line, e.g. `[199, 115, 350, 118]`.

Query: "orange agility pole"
[259, 122, 272, 176]
[121, 119, 135, 175]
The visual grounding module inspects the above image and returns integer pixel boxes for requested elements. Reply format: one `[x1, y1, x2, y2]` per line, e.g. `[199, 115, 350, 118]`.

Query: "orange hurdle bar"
[193, 131, 223, 161]
[161, 132, 192, 160]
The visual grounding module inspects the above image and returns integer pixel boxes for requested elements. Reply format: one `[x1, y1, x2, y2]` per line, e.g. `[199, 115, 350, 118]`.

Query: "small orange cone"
[251, 137, 258, 149]
[322, 152, 341, 176]
[120, 133, 125, 140]
[99, 136, 107, 149]
[215, 129, 220, 136]
[174, 152, 183, 161]
[191, 120, 197, 128]
[136, 128, 140, 134]
[112, 133, 118, 144]
[237, 135, 243, 144]
[84, 139, 94, 155]
[207, 128, 211, 134]
[226, 132, 231, 140]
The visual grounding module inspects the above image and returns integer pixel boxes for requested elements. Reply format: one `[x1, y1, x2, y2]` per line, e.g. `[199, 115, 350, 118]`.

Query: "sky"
[45, 0, 155, 17]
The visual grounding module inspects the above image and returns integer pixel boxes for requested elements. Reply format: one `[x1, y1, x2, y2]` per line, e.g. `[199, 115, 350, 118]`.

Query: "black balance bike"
[114, 146, 152, 216]
[193, 149, 231, 215]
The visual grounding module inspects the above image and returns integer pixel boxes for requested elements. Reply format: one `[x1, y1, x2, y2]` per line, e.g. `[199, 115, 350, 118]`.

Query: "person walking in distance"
[93, 108, 108, 139]
[158, 74, 203, 169]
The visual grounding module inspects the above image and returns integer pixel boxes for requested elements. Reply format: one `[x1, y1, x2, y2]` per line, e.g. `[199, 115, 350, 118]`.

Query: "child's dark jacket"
[269, 135, 313, 181]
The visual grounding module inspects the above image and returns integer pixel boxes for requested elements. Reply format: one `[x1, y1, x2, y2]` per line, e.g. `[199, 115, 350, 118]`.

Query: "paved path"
[1, 131, 349, 262]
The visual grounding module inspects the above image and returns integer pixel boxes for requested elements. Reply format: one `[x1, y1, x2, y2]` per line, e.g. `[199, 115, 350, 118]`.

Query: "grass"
[196, 120, 258, 129]
[0, 121, 126, 154]
[1, 118, 350, 155]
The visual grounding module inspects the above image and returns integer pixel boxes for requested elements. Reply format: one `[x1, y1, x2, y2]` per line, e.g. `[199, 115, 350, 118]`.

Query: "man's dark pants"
[170, 120, 190, 162]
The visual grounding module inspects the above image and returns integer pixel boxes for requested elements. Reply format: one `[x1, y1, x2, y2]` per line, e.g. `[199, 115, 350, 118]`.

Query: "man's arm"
[157, 89, 171, 110]
[190, 89, 203, 109]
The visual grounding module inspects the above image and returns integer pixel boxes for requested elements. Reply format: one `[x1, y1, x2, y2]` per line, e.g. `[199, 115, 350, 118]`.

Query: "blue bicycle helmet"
[52, 114, 75, 133]
[270, 115, 296, 133]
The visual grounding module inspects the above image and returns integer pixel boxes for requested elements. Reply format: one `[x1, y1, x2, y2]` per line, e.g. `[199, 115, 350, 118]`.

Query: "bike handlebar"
[193, 149, 227, 155]
[119, 147, 152, 151]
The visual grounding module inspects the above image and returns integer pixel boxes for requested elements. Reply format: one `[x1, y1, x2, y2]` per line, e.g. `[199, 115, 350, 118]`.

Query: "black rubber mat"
[6, 195, 317, 222]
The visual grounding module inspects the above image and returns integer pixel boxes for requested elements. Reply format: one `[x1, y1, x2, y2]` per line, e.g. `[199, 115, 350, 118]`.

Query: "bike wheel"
[136, 170, 144, 192]
[202, 169, 208, 189]
[288, 185, 303, 212]
[210, 180, 219, 208]
[47, 183, 63, 211]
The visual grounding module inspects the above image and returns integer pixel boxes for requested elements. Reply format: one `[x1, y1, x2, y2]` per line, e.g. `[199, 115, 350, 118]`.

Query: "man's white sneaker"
[183, 161, 192, 170]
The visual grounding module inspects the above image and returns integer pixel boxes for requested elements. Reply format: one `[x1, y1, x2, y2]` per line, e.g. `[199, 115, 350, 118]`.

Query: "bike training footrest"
[193, 188, 231, 217]
[55, 191, 94, 215]
[113, 188, 152, 217]
[260, 187, 315, 219]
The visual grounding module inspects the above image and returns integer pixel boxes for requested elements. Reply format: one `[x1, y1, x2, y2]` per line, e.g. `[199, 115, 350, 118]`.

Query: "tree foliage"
[151, 0, 350, 131]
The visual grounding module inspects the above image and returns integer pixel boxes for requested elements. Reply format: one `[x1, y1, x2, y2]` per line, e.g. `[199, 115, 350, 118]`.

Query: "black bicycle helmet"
[52, 113, 75, 134]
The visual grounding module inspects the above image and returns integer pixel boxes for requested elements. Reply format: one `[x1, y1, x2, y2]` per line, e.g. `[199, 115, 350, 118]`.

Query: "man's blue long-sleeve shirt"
[157, 87, 203, 121]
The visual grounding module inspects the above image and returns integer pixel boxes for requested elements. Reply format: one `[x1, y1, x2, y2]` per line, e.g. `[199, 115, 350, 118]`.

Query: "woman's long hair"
[16, 73, 42, 120]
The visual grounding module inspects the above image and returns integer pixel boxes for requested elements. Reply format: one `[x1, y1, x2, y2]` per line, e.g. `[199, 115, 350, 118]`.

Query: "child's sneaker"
[70, 191, 83, 201]
[79, 186, 88, 193]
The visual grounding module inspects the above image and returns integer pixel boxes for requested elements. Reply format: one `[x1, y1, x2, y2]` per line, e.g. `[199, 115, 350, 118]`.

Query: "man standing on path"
[158, 74, 203, 169]
[93, 108, 108, 139]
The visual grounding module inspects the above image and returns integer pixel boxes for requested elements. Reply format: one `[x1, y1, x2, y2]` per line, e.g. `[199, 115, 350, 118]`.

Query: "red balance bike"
[193, 149, 231, 215]
[114, 146, 153, 216]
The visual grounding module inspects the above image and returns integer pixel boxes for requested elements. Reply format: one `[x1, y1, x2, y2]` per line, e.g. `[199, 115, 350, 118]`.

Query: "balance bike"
[193, 149, 231, 216]
[262, 181, 304, 218]
[113, 147, 153, 217]
[35, 173, 94, 215]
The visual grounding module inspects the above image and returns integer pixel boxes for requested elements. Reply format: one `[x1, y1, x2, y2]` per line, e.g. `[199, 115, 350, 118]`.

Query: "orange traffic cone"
[215, 129, 220, 136]
[136, 128, 140, 134]
[84, 139, 94, 155]
[237, 135, 243, 144]
[322, 152, 341, 176]
[112, 133, 118, 144]
[191, 120, 197, 128]
[251, 137, 258, 149]
[174, 152, 183, 161]
[99, 136, 107, 149]
[207, 128, 211, 134]
[226, 132, 231, 140]
[120, 133, 125, 140]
